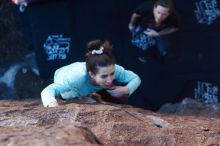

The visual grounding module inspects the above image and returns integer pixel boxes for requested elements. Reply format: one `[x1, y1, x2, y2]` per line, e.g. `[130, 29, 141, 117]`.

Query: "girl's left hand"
[106, 86, 129, 97]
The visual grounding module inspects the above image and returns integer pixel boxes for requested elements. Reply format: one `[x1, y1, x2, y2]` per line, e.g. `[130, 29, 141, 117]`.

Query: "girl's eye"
[101, 75, 107, 79]
[110, 71, 115, 76]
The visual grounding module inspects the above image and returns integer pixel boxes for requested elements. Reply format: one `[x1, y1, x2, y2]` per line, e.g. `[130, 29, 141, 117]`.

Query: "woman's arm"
[111, 65, 141, 96]
[41, 82, 70, 107]
[128, 13, 142, 32]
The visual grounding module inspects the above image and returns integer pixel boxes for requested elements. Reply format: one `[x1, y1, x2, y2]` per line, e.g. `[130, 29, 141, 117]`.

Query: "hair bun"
[91, 46, 104, 55]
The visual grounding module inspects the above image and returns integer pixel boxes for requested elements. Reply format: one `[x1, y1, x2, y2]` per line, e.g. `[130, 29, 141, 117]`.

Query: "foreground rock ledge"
[0, 99, 220, 146]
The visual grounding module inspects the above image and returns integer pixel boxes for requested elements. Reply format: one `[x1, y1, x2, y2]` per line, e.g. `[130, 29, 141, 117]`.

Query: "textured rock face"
[0, 126, 101, 146]
[0, 99, 220, 146]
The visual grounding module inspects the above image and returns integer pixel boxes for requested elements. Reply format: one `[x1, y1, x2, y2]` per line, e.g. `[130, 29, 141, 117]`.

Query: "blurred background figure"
[128, 0, 180, 63]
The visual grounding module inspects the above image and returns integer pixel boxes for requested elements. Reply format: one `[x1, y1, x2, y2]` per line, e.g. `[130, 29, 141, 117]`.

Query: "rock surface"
[0, 99, 220, 146]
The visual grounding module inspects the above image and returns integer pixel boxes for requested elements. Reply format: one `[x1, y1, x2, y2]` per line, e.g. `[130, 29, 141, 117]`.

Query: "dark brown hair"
[154, 0, 174, 13]
[85, 40, 115, 74]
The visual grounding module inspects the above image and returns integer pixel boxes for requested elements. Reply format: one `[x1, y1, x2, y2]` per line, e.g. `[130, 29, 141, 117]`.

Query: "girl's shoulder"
[54, 62, 87, 81]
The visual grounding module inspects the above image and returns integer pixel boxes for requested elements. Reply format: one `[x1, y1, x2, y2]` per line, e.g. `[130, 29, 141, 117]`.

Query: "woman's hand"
[128, 23, 135, 32]
[48, 101, 59, 107]
[106, 86, 129, 98]
[144, 28, 160, 37]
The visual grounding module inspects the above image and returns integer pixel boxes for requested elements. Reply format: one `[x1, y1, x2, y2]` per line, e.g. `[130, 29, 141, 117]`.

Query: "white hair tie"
[91, 46, 104, 55]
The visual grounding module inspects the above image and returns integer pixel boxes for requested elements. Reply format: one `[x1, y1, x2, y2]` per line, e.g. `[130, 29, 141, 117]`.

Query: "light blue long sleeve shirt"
[41, 62, 141, 107]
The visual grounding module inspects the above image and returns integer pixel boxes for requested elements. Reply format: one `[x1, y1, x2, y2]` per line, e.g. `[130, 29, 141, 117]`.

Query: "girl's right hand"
[48, 101, 59, 107]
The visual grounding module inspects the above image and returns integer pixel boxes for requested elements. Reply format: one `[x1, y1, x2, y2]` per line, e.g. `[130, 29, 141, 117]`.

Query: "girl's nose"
[106, 76, 113, 84]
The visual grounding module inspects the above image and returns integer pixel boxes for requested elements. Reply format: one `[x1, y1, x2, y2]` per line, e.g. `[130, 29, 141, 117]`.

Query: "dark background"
[1, 0, 220, 108]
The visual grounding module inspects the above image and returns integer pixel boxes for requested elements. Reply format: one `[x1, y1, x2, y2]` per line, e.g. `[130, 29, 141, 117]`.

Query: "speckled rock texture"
[0, 98, 220, 146]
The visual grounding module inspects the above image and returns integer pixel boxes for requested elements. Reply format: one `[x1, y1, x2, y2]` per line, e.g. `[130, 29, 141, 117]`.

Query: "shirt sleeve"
[41, 62, 85, 107]
[114, 65, 141, 95]
[41, 82, 72, 107]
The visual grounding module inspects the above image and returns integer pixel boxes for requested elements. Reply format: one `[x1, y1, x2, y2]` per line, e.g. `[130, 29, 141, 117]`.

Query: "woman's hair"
[155, 0, 174, 13]
[85, 39, 115, 74]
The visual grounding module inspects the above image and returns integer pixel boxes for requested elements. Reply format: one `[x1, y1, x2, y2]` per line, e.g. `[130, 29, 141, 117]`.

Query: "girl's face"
[89, 64, 115, 89]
